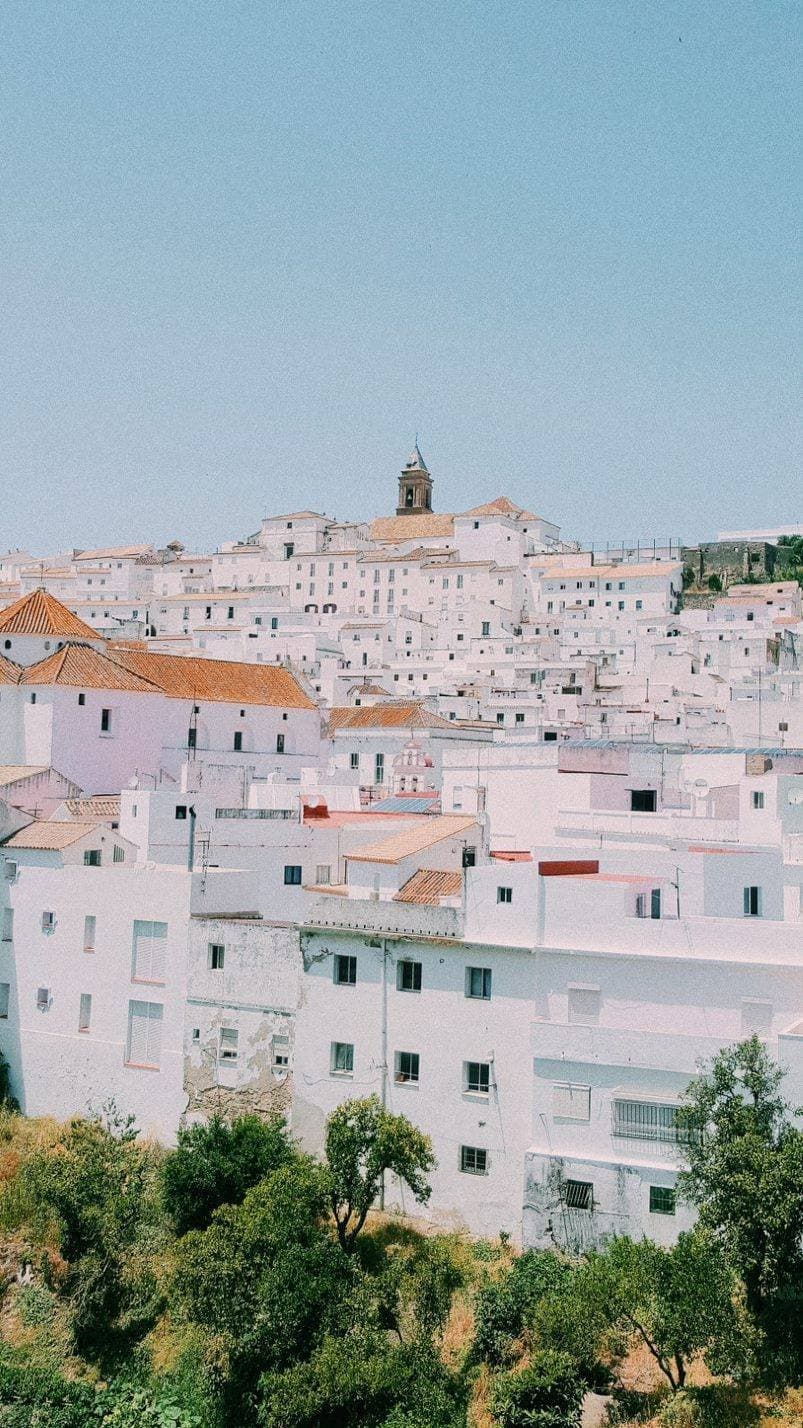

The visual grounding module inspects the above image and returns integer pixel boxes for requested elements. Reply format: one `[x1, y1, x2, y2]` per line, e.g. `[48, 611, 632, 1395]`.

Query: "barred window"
[612, 1098, 686, 1143]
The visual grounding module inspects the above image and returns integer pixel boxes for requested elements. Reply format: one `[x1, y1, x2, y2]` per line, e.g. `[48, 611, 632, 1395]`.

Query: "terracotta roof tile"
[63, 796, 121, 820]
[328, 701, 452, 732]
[109, 649, 317, 708]
[3, 819, 101, 850]
[370, 514, 455, 542]
[0, 653, 21, 685]
[0, 765, 48, 787]
[346, 814, 477, 864]
[20, 644, 162, 692]
[0, 589, 98, 640]
[393, 868, 463, 904]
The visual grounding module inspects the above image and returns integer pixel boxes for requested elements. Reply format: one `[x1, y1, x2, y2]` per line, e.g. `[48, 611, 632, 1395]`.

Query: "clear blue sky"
[1, 1, 799, 553]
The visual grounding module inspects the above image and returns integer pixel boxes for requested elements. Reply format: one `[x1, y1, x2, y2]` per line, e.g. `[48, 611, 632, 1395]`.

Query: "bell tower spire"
[396, 443, 433, 516]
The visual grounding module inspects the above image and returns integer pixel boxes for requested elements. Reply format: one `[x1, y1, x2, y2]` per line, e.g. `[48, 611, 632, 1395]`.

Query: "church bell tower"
[396, 444, 433, 516]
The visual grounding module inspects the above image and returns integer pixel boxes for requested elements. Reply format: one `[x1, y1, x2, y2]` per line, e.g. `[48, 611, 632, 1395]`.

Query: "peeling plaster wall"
[522, 1152, 695, 1251]
[183, 917, 300, 1123]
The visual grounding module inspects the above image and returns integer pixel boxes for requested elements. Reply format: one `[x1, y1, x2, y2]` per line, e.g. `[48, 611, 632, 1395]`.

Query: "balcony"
[304, 892, 464, 941]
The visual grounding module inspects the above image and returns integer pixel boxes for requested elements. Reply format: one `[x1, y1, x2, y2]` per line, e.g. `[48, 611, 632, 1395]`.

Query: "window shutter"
[133, 921, 167, 982]
[568, 987, 600, 1025]
[128, 1001, 150, 1063]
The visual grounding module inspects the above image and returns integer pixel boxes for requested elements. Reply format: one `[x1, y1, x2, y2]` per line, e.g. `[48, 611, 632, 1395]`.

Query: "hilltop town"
[0, 449, 801, 1247]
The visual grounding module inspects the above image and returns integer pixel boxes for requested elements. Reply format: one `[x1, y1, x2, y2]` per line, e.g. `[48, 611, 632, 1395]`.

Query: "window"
[649, 1185, 676, 1216]
[564, 1179, 593, 1210]
[463, 1061, 490, 1095]
[3, 861, 17, 883]
[315, 864, 331, 885]
[219, 1026, 239, 1062]
[78, 993, 92, 1032]
[83, 849, 101, 867]
[209, 943, 225, 970]
[41, 911, 55, 933]
[132, 920, 167, 983]
[37, 986, 51, 1011]
[497, 886, 512, 904]
[465, 966, 492, 1000]
[78, 692, 85, 706]
[284, 865, 302, 886]
[113, 845, 125, 863]
[460, 1145, 488, 1174]
[126, 1000, 163, 1068]
[276, 733, 285, 754]
[630, 789, 657, 812]
[349, 752, 359, 770]
[100, 708, 112, 734]
[743, 886, 761, 917]
[175, 805, 187, 820]
[273, 1034, 290, 1068]
[187, 726, 197, 750]
[1, 908, 13, 943]
[83, 915, 96, 951]
[396, 959, 422, 992]
[567, 986, 600, 1025]
[0, 983, 8, 1019]
[233, 731, 243, 752]
[515, 712, 524, 724]
[751, 791, 764, 810]
[330, 1041, 354, 1075]
[553, 1083, 591, 1121]
[612, 1099, 684, 1143]
[481, 621, 490, 636]
[636, 888, 662, 919]
[741, 999, 772, 1037]
[334, 954, 357, 986]
[395, 1051, 420, 1084]
[375, 752, 385, 784]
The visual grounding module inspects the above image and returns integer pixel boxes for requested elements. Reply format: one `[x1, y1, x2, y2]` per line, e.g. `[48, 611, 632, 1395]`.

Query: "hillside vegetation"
[0, 1038, 799, 1427]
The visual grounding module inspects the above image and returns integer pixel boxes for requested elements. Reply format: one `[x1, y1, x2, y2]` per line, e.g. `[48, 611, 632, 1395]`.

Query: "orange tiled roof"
[393, 868, 463, 904]
[347, 815, 477, 865]
[64, 796, 121, 820]
[109, 648, 317, 708]
[0, 653, 21, 685]
[19, 644, 162, 692]
[18, 640, 317, 709]
[3, 819, 100, 850]
[463, 496, 541, 520]
[370, 514, 455, 542]
[0, 588, 98, 640]
[328, 701, 452, 732]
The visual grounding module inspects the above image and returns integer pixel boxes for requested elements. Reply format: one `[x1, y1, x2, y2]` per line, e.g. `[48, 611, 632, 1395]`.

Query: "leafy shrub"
[658, 1385, 759, 1427]
[474, 1250, 571, 1365]
[490, 1349, 584, 1427]
[161, 1113, 294, 1234]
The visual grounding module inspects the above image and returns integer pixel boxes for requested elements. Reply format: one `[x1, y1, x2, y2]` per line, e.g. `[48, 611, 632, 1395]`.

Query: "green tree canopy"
[161, 1112, 294, 1234]
[324, 1097, 436, 1251]
[676, 1036, 803, 1378]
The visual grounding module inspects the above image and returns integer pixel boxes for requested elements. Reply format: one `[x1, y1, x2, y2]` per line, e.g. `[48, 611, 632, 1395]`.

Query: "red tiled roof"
[393, 868, 463, 904]
[0, 589, 97, 640]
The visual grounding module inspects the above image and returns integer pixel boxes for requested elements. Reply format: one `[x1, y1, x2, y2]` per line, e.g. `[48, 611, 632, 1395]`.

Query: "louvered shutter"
[128, 1001, 150, 1063]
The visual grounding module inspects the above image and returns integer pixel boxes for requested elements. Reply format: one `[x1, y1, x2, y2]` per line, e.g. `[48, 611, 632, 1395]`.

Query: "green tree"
[473, 1249, 572, 1366]
[161, 1112, 294, 1233]
[324, 1097, 435, 1252]
[20, 1107, 162, 1353]
[539, 1233, 735, 1392]
[170, 1158, 353, 1421]
[676, 1037, 803, 1376]
[707, 573, 723, 592]
[490, 1349, 584, 1428]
